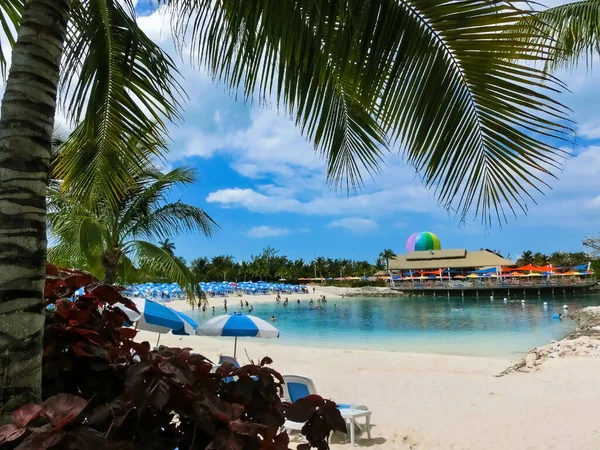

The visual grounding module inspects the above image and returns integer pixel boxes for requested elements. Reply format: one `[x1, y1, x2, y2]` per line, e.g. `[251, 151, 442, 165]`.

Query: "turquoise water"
[189, 294, 600, 358]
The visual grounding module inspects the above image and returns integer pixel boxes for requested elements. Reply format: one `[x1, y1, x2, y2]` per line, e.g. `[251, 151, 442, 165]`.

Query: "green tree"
[379, 249, 397, 273]
[159, 239, 176, 255]
[517, 0, 600, 72]
[0, 0, 576, 423]
[47, 166, 216, 287]
[549, 251, 568, 267]
[209, 255, 236, 281]
[532, 252, 549, 266]
[517, 250, 535, 266]
[190, 257, 211, 282]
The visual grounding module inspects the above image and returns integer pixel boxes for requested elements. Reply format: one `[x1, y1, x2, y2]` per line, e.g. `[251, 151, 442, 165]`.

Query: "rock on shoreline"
[320, 286, 406, 297]
[497, 306, 600, 376]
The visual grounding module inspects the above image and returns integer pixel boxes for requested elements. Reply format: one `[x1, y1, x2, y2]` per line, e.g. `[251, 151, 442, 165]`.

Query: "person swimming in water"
[270, 315, 276, 322]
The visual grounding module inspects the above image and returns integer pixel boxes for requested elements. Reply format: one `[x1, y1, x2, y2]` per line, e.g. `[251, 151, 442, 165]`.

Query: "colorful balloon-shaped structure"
[406, 232, 441, 253]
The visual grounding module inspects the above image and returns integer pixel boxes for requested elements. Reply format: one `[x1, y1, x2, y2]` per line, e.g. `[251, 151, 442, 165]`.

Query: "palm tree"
[160, 239, 176, 255]
[517, 1, 600, 72]
[47, 166, 216, 287]
[379, 249, 397, 274]
[0, 0, 576, 422]
[517, 250, 535, 266]
[532, 252, 550, 267]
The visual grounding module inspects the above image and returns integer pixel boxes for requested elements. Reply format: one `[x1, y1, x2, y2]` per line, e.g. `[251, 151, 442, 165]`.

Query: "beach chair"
[218, 355, 240, 368]
[215, 355, 240, 383]
[281, 375, 371, 446]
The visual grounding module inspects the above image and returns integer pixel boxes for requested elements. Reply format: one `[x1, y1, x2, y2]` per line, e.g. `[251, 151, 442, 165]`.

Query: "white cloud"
[206, 185, 437, 217]
[327, 218, 378, 233]
[579, 121, 600, 140]
[518, 146, 600, 227]
[171, 108, 325, 183]
[246, 226, 291, 238]
[136, 5, 172, 43]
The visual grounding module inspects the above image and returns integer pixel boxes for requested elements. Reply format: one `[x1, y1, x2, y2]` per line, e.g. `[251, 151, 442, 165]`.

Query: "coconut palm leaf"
[120, 167, 218, 240]
[0, 0, 24, 77]
[118, 253, 140, 284]
[131, 202, 218, 241]
[54, 0, 183, 204]
[165, 0, 572, 224]
[126, 240, 200, 297]
[517, 0, 600, 71]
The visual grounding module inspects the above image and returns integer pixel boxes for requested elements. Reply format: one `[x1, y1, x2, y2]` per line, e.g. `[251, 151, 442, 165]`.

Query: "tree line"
[515, 251, 590, 268]
[187, 246, 388, 282]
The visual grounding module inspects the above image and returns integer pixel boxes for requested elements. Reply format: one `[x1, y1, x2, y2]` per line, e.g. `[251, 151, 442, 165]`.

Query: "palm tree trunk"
[0, 0, 72, 423]
[102, 250, 122, 285]
[103, 264, 119, 285]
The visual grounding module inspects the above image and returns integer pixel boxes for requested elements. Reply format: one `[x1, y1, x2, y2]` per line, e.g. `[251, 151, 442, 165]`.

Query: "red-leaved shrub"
[0, 265, 345, 450]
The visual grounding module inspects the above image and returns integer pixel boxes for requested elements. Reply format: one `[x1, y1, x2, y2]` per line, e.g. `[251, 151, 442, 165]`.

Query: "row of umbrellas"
[200, 281, 308, 295]
[118, 298, 278, 355]
[392, 271, 591, 280]
[124, 283, 184, 299]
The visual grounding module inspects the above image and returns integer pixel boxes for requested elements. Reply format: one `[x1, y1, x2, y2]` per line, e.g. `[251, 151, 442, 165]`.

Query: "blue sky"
[131, 2, 600, 264]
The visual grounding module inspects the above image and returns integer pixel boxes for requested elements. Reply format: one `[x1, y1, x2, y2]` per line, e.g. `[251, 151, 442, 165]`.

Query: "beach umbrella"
[197, 314, 280, 357]
[173, 310, 198, 336]
[119, 298, 196, 345]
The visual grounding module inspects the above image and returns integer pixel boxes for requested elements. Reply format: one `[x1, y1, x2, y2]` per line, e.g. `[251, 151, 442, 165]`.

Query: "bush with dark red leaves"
[0, 265, 346, 450]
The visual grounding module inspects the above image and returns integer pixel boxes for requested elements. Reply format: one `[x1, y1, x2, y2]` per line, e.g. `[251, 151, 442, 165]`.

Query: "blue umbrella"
[197, 314, 280, 357]
[119, 298, 196, 345]
[173, 310, 198, 336]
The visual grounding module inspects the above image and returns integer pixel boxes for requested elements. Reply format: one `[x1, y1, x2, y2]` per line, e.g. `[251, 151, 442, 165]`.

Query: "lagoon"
[189, 294, 600, 358]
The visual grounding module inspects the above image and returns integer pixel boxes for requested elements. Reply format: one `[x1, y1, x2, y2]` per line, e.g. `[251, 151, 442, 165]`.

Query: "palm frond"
[119, 166, 200, 231]
[55, 0, 183, 204]
[126, 240, 200, 297]
[47, 189, 108, 277]
[516, 0, 600, 71]
[129, 201, 218, 241]
[117, 253, 140, 284]
[165, 0, 572, 224]
[78, 216, 107, 270]
[0, 0, 24, 78]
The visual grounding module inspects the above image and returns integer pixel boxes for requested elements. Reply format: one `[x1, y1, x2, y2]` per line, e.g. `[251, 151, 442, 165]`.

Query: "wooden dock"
[390, 279, 598, 297]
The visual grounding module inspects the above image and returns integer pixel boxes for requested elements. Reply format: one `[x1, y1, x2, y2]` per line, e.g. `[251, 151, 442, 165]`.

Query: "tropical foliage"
[0, 0, 587, 424]
[190, 247, 380, 282]
[0, 266, 344, 449]
[163, 0, 572, 224]
[160, 239, 176, 255]
[516, 250, 589, 267]
[517, 0, 600, 71]
[47, 165, 216, 292]
[379, 249, 397, 273]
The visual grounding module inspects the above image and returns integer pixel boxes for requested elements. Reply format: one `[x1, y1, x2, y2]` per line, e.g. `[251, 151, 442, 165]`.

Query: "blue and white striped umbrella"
[119, 298, 197, 345]
[197, 314, 279, 357]
[173, 310, 199, 336]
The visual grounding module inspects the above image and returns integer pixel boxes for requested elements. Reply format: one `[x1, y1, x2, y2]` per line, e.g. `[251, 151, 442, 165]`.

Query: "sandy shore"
[136, 326, 600, 450]
[166, 285, 390, 312]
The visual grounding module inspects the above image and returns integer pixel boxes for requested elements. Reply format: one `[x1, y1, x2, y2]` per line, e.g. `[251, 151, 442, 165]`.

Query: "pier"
[390, 279, 598, 296]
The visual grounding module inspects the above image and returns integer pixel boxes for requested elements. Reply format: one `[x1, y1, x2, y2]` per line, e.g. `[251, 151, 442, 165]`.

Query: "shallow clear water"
[188, 294, 600, 358]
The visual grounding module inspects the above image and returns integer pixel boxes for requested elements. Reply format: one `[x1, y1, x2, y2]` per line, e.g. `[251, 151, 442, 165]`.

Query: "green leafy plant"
[0, 265, 346, 449]
[47, 165, 216, 293]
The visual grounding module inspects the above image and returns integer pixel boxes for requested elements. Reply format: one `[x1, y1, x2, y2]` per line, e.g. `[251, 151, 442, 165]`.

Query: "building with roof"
[389, 249, 512, 272]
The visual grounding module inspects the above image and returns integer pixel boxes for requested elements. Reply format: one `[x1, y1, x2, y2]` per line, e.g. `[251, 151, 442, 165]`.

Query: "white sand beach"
[136, 323, 600, 449]
[165, 285, 390, 311]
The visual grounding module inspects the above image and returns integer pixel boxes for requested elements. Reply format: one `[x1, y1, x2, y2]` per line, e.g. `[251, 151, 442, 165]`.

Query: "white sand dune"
[137, 326, 600, 450]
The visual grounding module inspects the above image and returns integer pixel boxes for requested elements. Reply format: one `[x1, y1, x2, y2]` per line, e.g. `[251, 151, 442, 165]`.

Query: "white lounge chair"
[281, 374, 371, 446]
